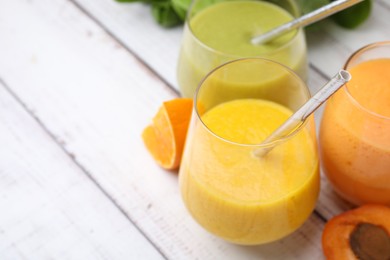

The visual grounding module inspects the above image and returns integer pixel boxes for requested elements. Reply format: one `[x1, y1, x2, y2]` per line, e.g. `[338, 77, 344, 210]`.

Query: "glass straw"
[254, 70, 351, 157]
[251, 0, 364, 45]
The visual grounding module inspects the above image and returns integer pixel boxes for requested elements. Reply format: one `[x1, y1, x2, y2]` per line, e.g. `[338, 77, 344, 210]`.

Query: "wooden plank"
[0, 82, 164, 259]
[0, 0, 327, 258]
[70, 0, 183, 88]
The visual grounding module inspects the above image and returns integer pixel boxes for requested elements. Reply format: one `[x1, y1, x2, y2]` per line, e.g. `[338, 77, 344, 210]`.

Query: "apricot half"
[322, 204, 390, 260]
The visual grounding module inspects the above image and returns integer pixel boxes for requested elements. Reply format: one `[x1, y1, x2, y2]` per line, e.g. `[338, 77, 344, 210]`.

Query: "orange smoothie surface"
[320, 58, 390, 205]
[348, 58, 390, 117]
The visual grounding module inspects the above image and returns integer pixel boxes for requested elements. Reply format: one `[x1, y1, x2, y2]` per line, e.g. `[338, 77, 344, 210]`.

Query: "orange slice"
[142, 98, 193, 170]
[322, 204, 390, 260]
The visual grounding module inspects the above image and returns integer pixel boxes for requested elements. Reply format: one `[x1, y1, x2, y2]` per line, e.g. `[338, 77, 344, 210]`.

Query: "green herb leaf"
[331, 0, 372, 29]
[152, 0, 183, 27]
[115, 0, 142, 3]
[171, 0, 191, 20]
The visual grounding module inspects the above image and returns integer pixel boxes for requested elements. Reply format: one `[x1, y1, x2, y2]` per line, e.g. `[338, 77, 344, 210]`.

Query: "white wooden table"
[0, 0, 389, 259]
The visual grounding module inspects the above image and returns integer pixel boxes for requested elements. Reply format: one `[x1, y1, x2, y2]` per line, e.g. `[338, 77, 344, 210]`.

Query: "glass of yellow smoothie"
[319, 42, 390, 205]
[177, 0, 308, 98]
[179, 58, 319, 245]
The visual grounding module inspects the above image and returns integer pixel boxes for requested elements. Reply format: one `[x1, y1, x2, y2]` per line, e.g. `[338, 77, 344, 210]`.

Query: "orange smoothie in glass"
[180, 99, 319, 244]
[320, 58, 390, 205]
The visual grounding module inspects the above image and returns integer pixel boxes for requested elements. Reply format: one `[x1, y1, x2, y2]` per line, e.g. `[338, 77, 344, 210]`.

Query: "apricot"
[322, 204, 390, 260]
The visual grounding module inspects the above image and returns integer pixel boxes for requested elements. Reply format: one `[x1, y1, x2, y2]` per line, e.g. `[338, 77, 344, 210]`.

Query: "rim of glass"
[343, 41, 390, 121]
[186, 0, 302, 58]
[193, 57, 311, 148]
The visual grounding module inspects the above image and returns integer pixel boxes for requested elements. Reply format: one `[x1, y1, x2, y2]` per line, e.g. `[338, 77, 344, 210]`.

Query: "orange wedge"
[142, 98, 193, 170]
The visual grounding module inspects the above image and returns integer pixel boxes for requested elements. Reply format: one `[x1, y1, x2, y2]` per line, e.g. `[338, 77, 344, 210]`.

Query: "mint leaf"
[331, 0, 372, 29]
[115, 0, 142, 2]
[171, 0, 191, 20]
[152, 0, 183, 27]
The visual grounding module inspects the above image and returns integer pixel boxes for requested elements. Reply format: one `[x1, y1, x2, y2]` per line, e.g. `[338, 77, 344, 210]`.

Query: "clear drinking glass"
[179, 58, 319, 245]
[319, 41, 390, 205]
[176, 0, 308, 98]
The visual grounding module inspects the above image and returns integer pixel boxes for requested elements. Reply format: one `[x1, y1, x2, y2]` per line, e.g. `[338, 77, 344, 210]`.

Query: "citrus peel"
[142, 98, 193, 170]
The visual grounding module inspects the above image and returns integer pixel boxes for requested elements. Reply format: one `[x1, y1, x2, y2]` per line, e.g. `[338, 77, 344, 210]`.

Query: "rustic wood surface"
[0, 0, 388, 259]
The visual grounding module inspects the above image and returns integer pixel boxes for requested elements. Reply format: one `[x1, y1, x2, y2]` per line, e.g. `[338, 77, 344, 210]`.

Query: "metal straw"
[251, 0, 364, 45]
[254, 70, 351, 157]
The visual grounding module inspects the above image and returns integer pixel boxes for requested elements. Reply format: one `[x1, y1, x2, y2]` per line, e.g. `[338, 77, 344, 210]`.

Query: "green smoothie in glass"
[177, 0, 307, 98]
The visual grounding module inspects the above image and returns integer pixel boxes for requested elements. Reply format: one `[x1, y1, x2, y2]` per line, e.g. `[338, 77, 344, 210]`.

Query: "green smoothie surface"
[190, 1, 297, 56]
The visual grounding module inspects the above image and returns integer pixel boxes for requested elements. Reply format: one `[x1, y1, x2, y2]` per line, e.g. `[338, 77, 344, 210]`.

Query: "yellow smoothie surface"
[320, 58, 390, 205]
[180, 99, 319, 244]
